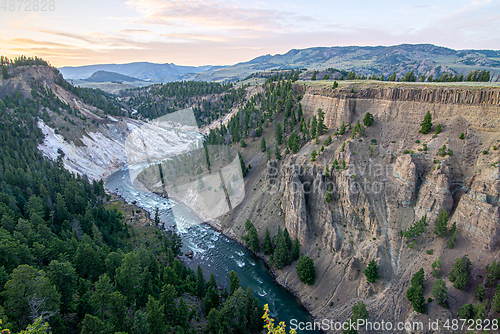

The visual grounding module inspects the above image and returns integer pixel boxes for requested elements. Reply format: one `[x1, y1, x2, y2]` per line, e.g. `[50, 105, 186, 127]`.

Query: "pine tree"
[412, 284, 426, 313]
[458, 304, 475, 320]
[363, 260, 380, 283]
[351, 120, 365, 138]
[207, 273, 217, 290]
[363, 112, 374, 126]
[260, 137, 266, 152]
[447, 222, 458, 249]
[449, 255, 471, 290]
[296, 255, 315, 285]
[288, 130, 299, 154]
[324, 134, 332, 146]
[283, 228, 292, 250]
[432, 279, 448, 308]
[297, 103, 303, 120]
[2, 66, 8, 80]
[238, 153, 248, 177]
[419, 111, 432, 134]
[311, 115, 317, 138]
[196, 265, 206, 298]
[317, 109, 327, 135]
[203, 286, 220, 315]
[275, 122, 283, 145]
[326, 186, 333, 203]
[332, 159, 339, 170]
[435, 123, 442, 135]
[263, 228, 273, 255]
[249, 227, 260, 253]
[434, 209, 448, 237]
[431, 256, 442, 278]
[475, 284, 485, 302]
[228, 271, 240, 295]
[274, 143, 281, 160]
[266, 147, 271, 161]
[339, 121, 346, 135]
[292, 238, 300, 261]
[493, 285, 500, 312]
[311, 150, 318, 161]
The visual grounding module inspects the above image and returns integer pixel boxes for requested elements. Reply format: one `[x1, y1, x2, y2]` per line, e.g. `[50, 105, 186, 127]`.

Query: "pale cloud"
[124, 0, 317, 32]
[9, 38, 73, 48]
[161, 34, 229, 43]
[119, 29, 153, 34]
[1, 0, 499, 67]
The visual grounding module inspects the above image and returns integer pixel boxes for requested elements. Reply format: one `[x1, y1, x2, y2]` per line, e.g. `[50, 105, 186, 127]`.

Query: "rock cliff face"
[453, 166, 500, 249]
[300, 86, 500, 131]
[414, 164, 454, 224]
[280, 164, 310, 245]
[227, 84, 500, 332]
[390, 154, 418, 207]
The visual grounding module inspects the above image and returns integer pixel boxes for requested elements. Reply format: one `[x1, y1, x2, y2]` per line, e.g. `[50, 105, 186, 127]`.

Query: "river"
[105, 166, 320, 334]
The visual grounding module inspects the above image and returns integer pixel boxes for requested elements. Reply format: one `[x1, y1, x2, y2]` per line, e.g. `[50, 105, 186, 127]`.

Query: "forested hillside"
[120, 81, 247, 125]
[0, 57, 264, 334]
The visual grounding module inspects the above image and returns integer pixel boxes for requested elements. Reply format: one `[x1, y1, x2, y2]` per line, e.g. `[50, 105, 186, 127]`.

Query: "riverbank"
[104, 166, 320, 333]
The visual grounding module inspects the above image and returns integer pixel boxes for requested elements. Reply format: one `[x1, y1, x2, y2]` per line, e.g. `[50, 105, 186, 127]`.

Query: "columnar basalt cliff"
[299, 86, 500, 131]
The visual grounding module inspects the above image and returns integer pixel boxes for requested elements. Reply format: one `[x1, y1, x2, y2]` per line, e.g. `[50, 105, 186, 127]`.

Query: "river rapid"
[105, 166, 320, 334]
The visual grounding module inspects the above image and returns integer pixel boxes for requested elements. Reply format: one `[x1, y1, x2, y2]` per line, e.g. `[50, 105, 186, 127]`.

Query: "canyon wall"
[300, 86, 500, 131]
[222, 84, 500, 332]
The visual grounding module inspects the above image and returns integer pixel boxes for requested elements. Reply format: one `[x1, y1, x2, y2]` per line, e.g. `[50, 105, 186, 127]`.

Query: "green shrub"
[447, 222, 458, 249]
[432, 279, 448, 308]
[474, 284, 485, 301]
[363, 259, 380, 283]
[458, 304, 475, 320]
[419, 111, 432, 134]
[432, 256, 442, 278]
[296, 255, 316, 285]
[363, 112, 374, 126]
[449, 255, 471, 290]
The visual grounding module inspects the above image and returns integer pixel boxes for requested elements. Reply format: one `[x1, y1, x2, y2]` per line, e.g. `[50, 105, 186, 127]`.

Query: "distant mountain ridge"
[84, 70, 143, 83]
[59, 62, 226, 81]
[59, 44, 500, 84]
[178, 44, 500, 82]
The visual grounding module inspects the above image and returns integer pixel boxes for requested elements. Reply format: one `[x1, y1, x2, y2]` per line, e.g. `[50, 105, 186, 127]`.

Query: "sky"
[0, 0, 499, 67]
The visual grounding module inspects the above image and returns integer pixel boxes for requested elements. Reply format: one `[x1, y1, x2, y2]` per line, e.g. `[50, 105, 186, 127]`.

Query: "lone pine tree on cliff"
[419, 111, 433, 134]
